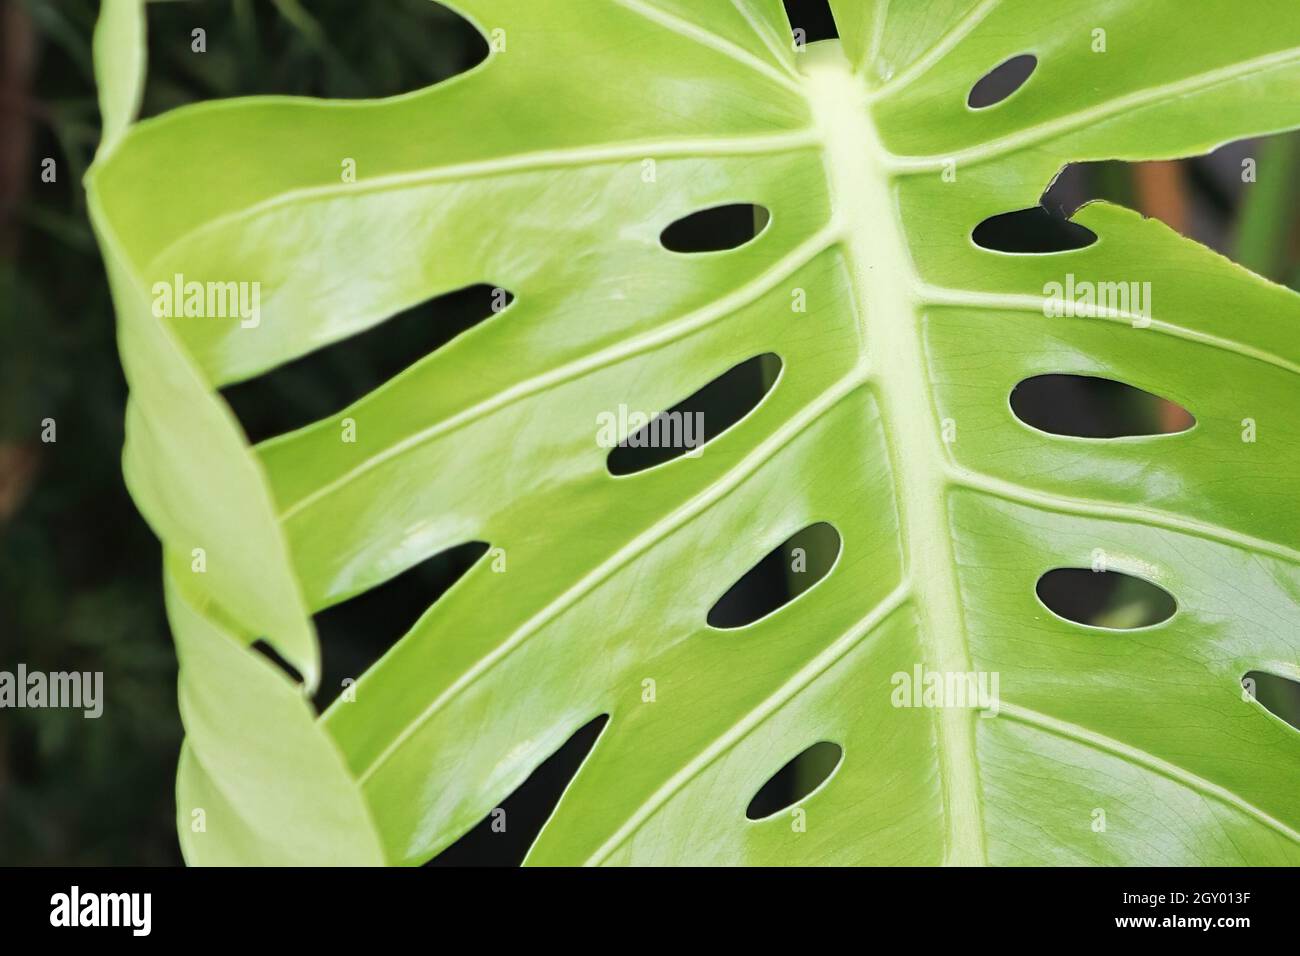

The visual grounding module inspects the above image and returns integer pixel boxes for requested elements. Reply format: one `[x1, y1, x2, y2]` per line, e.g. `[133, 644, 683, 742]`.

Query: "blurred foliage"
[1, 0, 179, 865]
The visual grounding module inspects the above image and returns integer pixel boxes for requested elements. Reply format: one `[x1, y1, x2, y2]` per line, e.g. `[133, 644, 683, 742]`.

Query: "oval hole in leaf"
[142, 1, 489, 113]
[968, 54, 1038, 109]
[1011, 374, 1195, 438]
[1036, 568, 1176, 629]
[707, 522, 840, 629]
[224, 284, 513, 444]
[608, 353, 781, 476]
[972, 207, 1097, 253]
[1242, 671, 1300, 732]
[746, 741, 843, 820]
[660, 203, 771, 253]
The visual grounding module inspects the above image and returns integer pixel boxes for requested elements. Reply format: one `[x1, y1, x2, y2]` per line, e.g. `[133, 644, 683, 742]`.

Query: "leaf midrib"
[563, 45, 991, 866]
[315, 35, 1300, 864]
[804, 47, 987, 865]
[347, 42, 994, 863]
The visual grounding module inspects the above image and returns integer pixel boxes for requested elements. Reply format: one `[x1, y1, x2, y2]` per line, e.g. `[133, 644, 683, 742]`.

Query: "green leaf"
[88, 0, 1300, 865]
[168, 564, 384, 866]
[92, 0, 145, 157]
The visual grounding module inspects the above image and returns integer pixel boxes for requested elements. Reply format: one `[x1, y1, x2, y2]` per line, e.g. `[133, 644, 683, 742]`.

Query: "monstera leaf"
[87, 0, 1300, 866]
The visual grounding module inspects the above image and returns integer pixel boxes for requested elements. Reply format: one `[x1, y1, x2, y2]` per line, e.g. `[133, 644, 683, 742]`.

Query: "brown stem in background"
[1133, 161, 1189, 236]
[0, 443, 38, 521]
[1132, 161, 1193, 433]
[0, 0, 36, 800]
[1, 0, 37, 258]
[1, 0, 40, 539]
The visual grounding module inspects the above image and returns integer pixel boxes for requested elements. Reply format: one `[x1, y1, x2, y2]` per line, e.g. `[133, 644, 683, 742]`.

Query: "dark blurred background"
[1, 0, 1297, 866]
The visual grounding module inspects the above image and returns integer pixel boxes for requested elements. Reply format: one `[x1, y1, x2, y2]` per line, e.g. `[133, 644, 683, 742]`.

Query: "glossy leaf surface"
[88, 0, 1300, 865]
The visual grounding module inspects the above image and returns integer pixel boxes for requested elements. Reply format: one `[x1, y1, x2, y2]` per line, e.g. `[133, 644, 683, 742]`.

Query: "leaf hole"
[972, 207, 1097, 253]
[708, 522, 840, 629]
[313, 541, 488, 712]
[783, 0, 840, 43]
[660, 203, 771, 253]
[607, 353, 782, 476]
[1241, 671, 1300, 732]
[968, 54, 1037, 109]
[427, 714, 609, 866]
[223, 284, 513, 444]
[1011, 374, 1194, 438]
[1036, 568, 1176, 629]
[746, 741, 843, 820]
[141, 0, 488, 114]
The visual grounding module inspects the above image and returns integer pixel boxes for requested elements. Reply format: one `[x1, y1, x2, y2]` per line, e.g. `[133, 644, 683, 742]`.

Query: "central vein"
[802, 44, 986, 865]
